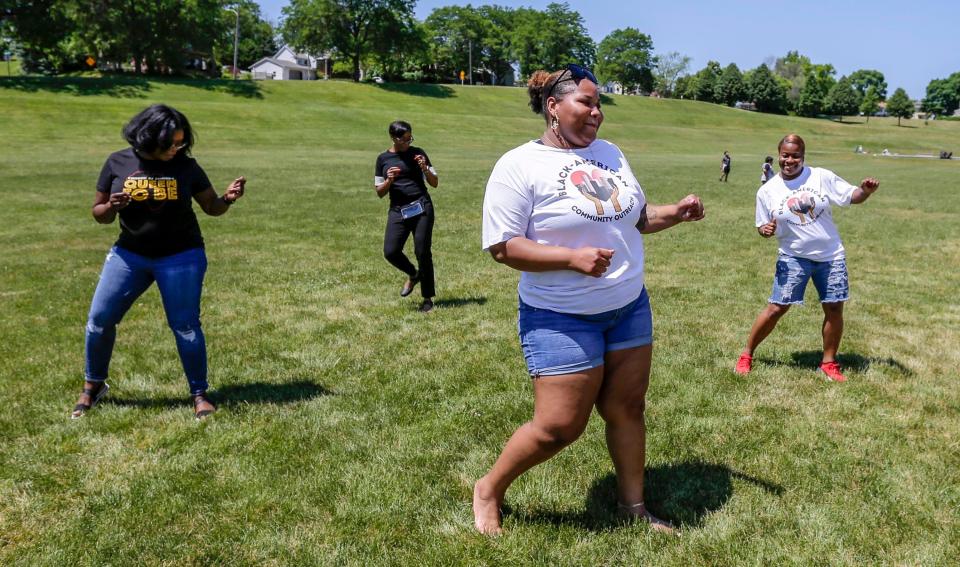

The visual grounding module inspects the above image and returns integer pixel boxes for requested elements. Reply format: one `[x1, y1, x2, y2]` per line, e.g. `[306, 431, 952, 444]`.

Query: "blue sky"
[256, 0, 957, 99]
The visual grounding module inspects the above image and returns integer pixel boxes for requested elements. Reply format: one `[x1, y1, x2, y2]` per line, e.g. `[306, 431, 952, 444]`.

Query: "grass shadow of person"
[433, 297, 487, 309]
[168, 78, 264, 99]
[104, 379, 333, 410]
[0, 76, 152, 97]
[512, 461, 782, 531]
[757, 351, 912, 376]
[373, 82, 456, 98]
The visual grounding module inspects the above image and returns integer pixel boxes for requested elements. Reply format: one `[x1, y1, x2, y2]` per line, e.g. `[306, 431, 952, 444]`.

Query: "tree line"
[2, 1, 958, 120]
[1, 0, 276, 76]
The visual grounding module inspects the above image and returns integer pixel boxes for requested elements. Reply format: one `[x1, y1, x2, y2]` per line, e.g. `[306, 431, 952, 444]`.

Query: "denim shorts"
[770, 254, 849, 305]
[517, 288, 653, 377]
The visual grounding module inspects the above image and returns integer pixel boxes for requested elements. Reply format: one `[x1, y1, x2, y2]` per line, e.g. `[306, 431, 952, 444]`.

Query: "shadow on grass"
[434, 296, 487, 309]
[513, 462, 783, 531]
[599, 93, 617, 106]
[0, 76, 152, 97]
[756, 351, 912, 376]
[373, 82, 456, 98]
[106, 380, 332, 410]
[166, 78, 264, 99]
[0, 76, 263, 99]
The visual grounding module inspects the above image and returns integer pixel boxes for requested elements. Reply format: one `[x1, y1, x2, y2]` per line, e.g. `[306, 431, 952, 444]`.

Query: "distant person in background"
[760, 155, 775, 187]
[72, 104, 246, 420]
[735, 134, 879, 382]
[374, 120, 439, 313]
[719, 151, 731, 182]
[475, 64, 705, 536]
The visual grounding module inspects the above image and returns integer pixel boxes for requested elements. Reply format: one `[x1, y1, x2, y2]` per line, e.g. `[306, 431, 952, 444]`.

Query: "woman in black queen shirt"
[374, 120, 439, 313]
[71, 104, 246, 420]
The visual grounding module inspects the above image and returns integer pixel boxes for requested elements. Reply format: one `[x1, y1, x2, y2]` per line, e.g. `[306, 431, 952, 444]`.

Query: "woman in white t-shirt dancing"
[475, 64, 705, 535]
[735, 134, 879, 381]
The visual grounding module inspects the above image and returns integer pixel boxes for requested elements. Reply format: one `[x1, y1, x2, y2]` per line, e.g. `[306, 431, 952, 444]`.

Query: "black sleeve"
[420, 150, 432, 168]
[190, 160, 213, 195]
[375, 153, 384, 177]
[96, 157, 115, 193]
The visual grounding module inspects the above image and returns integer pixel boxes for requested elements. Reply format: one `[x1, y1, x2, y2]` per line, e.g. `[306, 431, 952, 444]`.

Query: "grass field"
[1, 77, 958, 565]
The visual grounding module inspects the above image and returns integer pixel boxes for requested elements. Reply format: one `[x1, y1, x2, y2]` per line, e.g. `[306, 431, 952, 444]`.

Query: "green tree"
[423, 5, 517, 85]
[652, 51, 689, 98]
[283, 0, 417, 81]
[475, 6, 516, 85]
[746, 63, 788, 114]
[674, 74, 696, 100]
[369, 10, 426, 80]
[595, 28, 654, 94]
[425, 5, 496, 84]
[510, 3, 595, 79]
[774, 50, 812, 106]
[2, 0, 80, 73]
[795, 64, 835, 117]
[848, 69, 887, 100]
[920, 72, 960, 116]
[7, 0, 224, 75]
[691, 61, 721, 103]
[216, 1, 278, 70]
[714, 63, 746, 106]
[886, 87, 914, 126]
[859, 86, 881, 122]
[824, 76, 859, 121]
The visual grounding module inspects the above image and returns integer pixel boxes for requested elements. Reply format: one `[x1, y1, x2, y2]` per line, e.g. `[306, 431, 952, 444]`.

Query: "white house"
[250, 45, 329, 80]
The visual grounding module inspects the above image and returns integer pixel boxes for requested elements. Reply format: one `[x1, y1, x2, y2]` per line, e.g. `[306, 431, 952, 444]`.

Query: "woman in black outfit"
[72, 104, 245, 420]
[374, 120, 439, 312]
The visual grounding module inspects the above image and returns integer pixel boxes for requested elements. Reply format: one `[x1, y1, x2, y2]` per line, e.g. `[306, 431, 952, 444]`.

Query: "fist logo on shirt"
[570, 168, 623, 215]
[786, 192, 818, 224]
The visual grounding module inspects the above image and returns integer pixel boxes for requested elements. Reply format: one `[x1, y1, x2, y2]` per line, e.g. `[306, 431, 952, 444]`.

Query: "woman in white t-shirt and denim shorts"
[474, 64, 706, 535]
[735, 134, 879, 382]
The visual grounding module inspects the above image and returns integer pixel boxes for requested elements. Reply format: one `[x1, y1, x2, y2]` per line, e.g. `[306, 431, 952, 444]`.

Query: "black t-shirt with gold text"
[375, 146, 433, 208]
[96, 148, 212, 258]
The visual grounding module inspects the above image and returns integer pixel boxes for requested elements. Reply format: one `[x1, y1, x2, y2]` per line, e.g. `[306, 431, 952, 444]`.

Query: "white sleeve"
[482, 173, 532, 251]
[374, 176, 385, 186]
[755, 189, 771, 227]
[820, 168, 856, 207]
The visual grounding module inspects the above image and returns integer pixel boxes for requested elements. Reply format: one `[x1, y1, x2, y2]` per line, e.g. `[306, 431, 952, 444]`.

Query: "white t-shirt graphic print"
[482, 139, 647, 315]
[756, 166, 857, 261]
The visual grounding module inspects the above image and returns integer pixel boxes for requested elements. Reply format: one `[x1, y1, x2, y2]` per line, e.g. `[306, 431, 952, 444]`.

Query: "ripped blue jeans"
[85, 246, 208, 394]
[769, 254, 849, 305]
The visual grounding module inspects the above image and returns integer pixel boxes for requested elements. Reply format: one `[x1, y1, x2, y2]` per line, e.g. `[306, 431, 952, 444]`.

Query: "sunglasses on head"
[546, 64, 598, 100]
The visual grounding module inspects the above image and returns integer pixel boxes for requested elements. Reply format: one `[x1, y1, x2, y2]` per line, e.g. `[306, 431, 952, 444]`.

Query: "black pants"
[383, 201, 435, 298]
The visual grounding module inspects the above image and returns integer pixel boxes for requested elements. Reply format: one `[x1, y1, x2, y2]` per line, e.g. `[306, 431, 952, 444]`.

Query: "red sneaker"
[819, 361, 846, 382]
[734, 353, 753, 375]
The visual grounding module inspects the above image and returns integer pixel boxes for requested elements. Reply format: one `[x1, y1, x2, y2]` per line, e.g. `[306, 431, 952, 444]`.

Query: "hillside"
[1, 78, 958, 565]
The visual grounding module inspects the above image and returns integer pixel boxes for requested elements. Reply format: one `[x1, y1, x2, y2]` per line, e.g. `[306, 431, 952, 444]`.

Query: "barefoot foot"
[618, 502, 677, 535]
[473, 478, 503, 536]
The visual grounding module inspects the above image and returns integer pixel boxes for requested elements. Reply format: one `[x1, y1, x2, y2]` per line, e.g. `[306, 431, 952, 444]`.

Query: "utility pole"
[468, 39, 473, 85]
[227, 7, 240, 79]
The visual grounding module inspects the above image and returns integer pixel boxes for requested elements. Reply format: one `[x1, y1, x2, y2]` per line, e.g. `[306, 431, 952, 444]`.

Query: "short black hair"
[388, 120, 412, 139]
[122, 104, 194, 156]
[765, 155, 774, 163]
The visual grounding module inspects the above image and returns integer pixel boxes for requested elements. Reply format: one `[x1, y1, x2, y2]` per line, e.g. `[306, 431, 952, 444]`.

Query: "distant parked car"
[372, 76, 384, 84]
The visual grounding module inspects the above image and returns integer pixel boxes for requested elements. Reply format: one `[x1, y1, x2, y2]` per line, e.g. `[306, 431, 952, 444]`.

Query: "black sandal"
[71, 382, 109, 419]
[193, 392, 217, 420]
